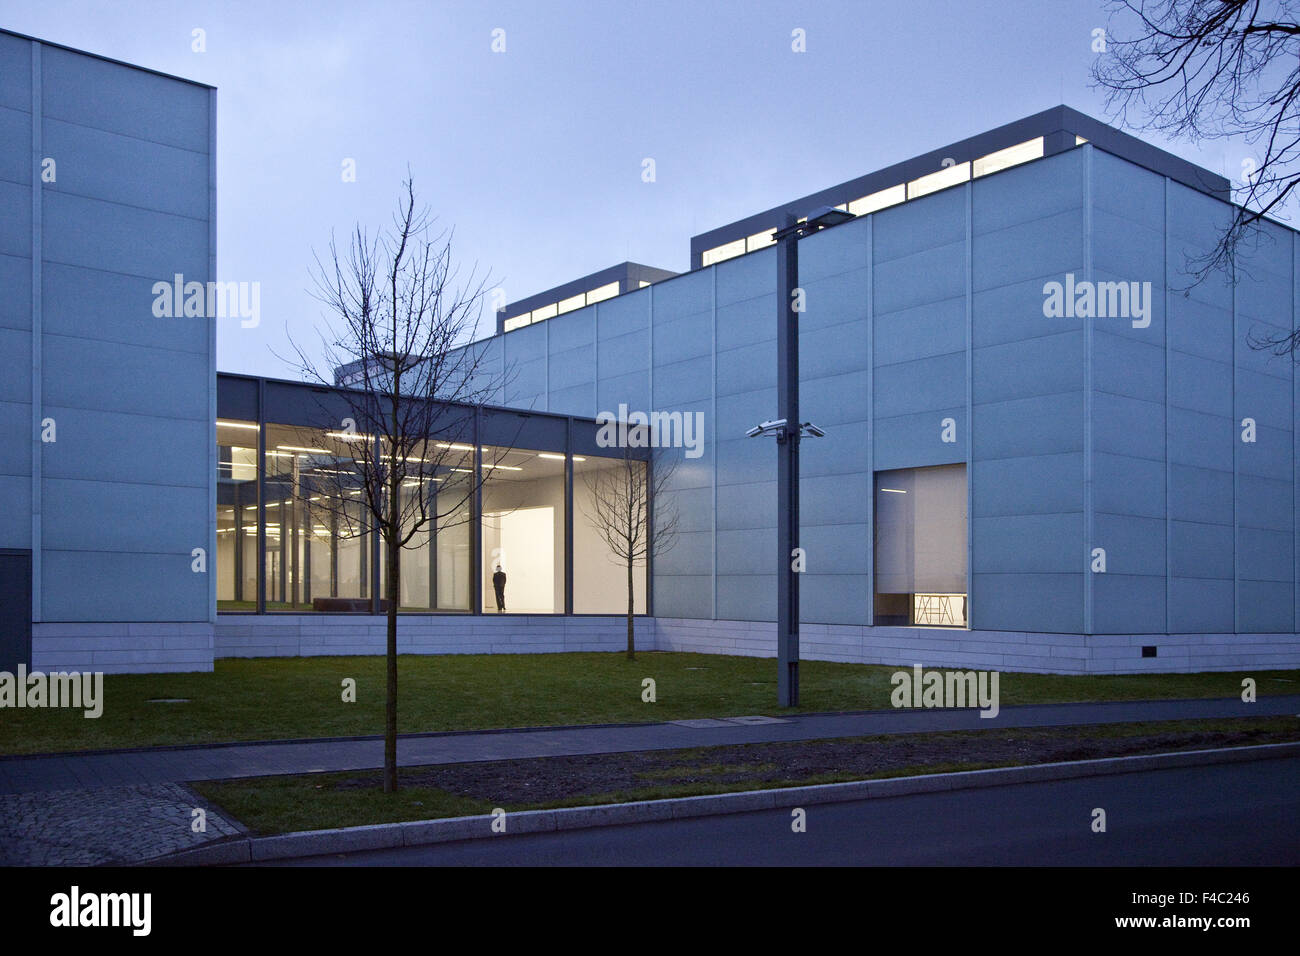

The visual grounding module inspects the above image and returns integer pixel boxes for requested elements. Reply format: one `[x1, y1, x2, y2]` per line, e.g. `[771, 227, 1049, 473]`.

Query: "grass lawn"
[191, 715, 1300, 835]
[1, 652, 1294, 756]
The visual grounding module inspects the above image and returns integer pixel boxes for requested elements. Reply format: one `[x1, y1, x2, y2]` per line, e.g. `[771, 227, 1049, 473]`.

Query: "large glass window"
[264, 423, 372, 611]
[434, 466, 473, 610]
[216, 419, 259, 610]
[573, 453, 648, 614]
[874, 464, 967, 627]
[388, 438, 475, 611]
[214, 409, 654, 616]
[481, 447, 565, 613]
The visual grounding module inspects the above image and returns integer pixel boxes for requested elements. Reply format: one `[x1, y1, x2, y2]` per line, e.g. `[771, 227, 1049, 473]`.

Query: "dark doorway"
[0, 550, 32, 671]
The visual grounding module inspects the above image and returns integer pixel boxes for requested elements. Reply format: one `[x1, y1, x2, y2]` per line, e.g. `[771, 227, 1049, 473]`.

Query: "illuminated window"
[1076, 135, 1088, 145]
[638, 280, 650, 288]
[217, 420, 258, 608]
[702, 238, 746, 266]
[848, 183, 906, 216]
[874, 464, 968, 628]
[573, 454, 647, 614]
[746, 229, 775, 252]
[907, 161, 970, 199]
[557, 293, 585, 314]
[585, 282, 619, 304]
[973, 137, 1044, 178]
[532, 302, 558, 322]
[482, 446, 566, 614]
[503, 313, 531, 332]
[258, 423, 380, 611]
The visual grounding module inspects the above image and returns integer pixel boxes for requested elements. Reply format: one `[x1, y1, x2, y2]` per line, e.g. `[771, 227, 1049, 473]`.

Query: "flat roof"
[0, 27, 215, 89]
[688, 105, 1231, 269]
[500, 261, 677, 318]
[496, 261, 679, 334]
[476, 106, 1236, 335]
[215, 369, 605, 426]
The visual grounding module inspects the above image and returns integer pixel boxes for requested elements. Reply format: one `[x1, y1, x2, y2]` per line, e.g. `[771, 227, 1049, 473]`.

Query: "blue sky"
[4, 0, 1257, 378]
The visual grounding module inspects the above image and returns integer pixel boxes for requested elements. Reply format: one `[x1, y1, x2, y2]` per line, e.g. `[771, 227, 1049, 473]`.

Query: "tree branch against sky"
[1092, 0, 1300, 325]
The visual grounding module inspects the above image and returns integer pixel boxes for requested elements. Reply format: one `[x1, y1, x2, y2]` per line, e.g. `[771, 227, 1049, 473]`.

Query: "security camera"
[802, 422, 826, 438]
[746, 418, 787, 439]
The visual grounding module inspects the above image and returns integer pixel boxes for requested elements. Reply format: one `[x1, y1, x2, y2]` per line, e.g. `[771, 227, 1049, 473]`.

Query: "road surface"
[259, 753, 1300, 866]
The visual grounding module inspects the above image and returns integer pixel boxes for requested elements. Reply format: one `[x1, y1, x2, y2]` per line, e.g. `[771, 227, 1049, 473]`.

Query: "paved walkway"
[3, 695, 1295, 795]
[0, 783, 245, 866]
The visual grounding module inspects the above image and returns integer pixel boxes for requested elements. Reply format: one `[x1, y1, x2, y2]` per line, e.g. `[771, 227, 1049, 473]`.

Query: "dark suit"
[492, 570, 507, 611]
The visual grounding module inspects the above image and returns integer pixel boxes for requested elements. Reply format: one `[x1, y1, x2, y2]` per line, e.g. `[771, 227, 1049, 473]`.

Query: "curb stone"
[145, 740, 1300, 866]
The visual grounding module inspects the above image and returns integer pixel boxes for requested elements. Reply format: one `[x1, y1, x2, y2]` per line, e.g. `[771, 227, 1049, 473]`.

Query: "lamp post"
[750, 206, 855, 708]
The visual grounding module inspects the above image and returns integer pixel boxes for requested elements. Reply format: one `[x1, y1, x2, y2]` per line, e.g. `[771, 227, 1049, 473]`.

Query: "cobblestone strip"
[0, 782, 245, 866]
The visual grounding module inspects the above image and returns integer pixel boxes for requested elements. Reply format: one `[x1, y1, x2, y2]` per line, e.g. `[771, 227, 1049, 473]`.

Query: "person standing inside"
[492, 564, 507, 612]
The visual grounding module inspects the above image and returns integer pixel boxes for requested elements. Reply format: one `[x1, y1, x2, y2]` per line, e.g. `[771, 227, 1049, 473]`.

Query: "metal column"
[776, 213, 800, 708]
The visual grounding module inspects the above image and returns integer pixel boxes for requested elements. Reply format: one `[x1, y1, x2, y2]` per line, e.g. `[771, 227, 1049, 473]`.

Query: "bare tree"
[1092, 0, 1300, 341]
[579, 443, 679, 659]
[285, 176, 508, 792]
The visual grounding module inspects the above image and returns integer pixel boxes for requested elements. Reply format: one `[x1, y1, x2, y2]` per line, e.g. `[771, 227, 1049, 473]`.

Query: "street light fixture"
[749, 204, 856, 707]
[773, 205, 856, 239]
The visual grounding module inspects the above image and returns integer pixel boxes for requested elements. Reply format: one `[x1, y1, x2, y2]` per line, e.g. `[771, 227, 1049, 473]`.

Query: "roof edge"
[1, 26, 216, 89]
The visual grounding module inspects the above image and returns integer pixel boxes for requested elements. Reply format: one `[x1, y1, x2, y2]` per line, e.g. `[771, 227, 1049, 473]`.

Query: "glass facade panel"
[972, 137, 1044, 178]
[481, 447, 566, 613]
[874, 464, 967, 627]
[557, 293, 586, 314]
[907, 161, 970, 199]
[585, 281, 619, 304]
[573, 453, 648, 614]
[435, 467, 473, 610]
[393, 438, 474, 611]
[216, 419, 259, 610]
[214, 402, 650, 617]
[702, 237, 746, 266]
[848, 183, 906, 216]
[264, 423, 371, 611]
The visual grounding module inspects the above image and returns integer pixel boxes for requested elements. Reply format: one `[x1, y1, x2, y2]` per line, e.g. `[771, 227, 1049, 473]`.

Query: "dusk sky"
[3, 0, 1260, 378]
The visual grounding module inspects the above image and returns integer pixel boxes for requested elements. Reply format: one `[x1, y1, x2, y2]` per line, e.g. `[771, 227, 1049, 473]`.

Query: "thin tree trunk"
[626, 553, 634, 660]
[386, 346, 400, 793]
[384, 521, 400, 793]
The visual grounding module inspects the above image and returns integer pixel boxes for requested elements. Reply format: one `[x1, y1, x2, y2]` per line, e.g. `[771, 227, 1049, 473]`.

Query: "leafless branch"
[1092, 0, 1300, 307]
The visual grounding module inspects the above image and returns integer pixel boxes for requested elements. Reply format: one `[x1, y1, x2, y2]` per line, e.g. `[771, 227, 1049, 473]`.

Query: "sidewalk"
[0, 783, 245, 865]
[3, 694, 1295, 795]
